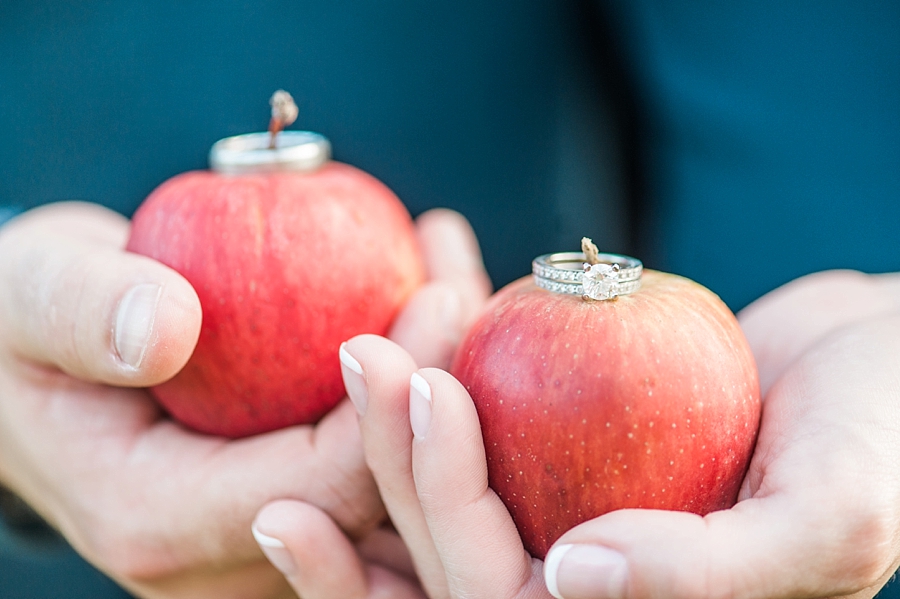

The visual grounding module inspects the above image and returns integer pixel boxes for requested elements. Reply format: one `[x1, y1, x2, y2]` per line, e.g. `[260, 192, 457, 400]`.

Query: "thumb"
[0, 202, 201, 386]
[544, 497, 892, 599]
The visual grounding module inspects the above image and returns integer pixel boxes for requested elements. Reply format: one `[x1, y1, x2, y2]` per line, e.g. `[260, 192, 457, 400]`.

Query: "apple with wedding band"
[450, 239, 761, 559]
[127, 91, 425, 438]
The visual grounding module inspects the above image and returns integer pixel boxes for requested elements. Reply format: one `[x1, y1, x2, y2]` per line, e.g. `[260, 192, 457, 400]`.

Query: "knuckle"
[59, 259, 96, 371]
[20, 250, 87, 366]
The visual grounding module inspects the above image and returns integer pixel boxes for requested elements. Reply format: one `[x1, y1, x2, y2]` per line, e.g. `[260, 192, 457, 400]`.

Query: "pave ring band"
[532, 252, 643, 301]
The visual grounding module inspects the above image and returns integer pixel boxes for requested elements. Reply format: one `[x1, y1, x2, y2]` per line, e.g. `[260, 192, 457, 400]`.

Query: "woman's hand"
[334, 269, 900, 599]
[0, 202, 489, 599]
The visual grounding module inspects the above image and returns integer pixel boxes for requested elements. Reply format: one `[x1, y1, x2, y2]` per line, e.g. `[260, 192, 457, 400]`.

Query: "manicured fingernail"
[252, 525, 297, 575]
[409, 372, 432, 440]
[339, 343, 368, 415]
[544, 544, 627, 599]
[114, 283, 162, 369]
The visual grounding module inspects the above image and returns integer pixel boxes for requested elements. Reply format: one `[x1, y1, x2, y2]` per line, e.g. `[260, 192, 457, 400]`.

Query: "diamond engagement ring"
[532, 252, 643, 301]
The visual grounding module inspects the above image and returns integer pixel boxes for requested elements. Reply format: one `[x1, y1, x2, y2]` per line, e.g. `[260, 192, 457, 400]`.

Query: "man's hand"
[0, 202, 489, 599]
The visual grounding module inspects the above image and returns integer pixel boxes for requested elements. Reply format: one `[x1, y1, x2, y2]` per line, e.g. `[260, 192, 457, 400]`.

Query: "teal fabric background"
[1, 517, 130, 599]
[605, 0, 900, 309]
[0, 0, 628, 290]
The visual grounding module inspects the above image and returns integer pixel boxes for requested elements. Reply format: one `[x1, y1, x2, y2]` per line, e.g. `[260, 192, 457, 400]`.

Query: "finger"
[389, 210, 491, 369]
[253, 500, 425, 599]
[415, 209, 492, 327]
[409, 368, 549, 599]
[388, 282, 462, 369]
[340, 335, 450, 598]
[254, 499, 368, 599]
[0, 202, 201, 386]
[737, 270, 897, 395]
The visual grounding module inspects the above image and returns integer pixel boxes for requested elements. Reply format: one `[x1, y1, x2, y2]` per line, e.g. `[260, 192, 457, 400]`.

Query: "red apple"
[127, 161, 424, 438]
[450, 270, 760, 559]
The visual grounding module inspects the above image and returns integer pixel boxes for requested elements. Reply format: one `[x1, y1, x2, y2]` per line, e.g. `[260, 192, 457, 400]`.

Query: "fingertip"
[543, 544, 573, 599]
[252, 510, 296, 576]
[410, 368, 479, 443]
[543, 543, 628, 599]
[115, 262, 202, 386]
[343, 334, 419, 390]
[414, 207, 472, 234]
[253, 500, 368, 598]
[413, 208, 492, 302]
[415, 367, 474, 416]
[409, 372, 433, 441]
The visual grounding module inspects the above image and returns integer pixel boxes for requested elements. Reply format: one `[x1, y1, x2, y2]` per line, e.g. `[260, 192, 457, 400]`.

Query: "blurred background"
[1, 0, 898, 596]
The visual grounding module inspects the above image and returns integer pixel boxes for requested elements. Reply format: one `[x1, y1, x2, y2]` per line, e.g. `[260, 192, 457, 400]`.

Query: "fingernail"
[409, 372, 432, 440]
[339, 343, 368, 415]
[252, 525, 297, 575]
[114, 283, 162, 369]
[544, 544, 628, 599]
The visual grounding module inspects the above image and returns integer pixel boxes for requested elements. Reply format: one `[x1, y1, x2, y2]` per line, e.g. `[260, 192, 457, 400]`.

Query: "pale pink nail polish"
[252, 525, 297, 575]
[339, 343, 368, 415]
[409, 372, 432, 440]
[544, 544, 627, 599]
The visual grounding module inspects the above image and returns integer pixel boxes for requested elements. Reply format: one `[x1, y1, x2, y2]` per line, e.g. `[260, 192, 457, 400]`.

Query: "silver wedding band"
[532, 252, 643, 300]
[209, 131, 332, 174]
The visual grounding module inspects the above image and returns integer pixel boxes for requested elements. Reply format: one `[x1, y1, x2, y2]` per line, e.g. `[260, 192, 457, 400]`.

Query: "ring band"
[532, 252, 643, 300]
[209, 131, 332, 174]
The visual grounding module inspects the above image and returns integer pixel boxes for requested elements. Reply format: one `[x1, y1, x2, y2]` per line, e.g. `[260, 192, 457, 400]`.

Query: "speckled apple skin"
[450, 271, 760, 559]
[127, 162, 424, 438]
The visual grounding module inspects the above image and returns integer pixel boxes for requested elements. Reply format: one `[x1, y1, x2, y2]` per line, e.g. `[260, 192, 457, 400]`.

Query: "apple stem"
[268, 90, 299, 150]
[581, 237, 601, 265]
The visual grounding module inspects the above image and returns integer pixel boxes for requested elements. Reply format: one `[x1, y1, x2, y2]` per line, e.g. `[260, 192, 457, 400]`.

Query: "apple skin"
[127, 162, 424, 438]
[450, 270, 760, 559]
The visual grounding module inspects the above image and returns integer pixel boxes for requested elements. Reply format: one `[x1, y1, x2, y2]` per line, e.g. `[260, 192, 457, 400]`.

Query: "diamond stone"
[582, 263, 619, 300]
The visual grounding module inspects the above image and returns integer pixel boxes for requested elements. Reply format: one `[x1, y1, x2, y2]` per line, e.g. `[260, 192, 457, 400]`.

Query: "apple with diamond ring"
[450, 241, 760, 559]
